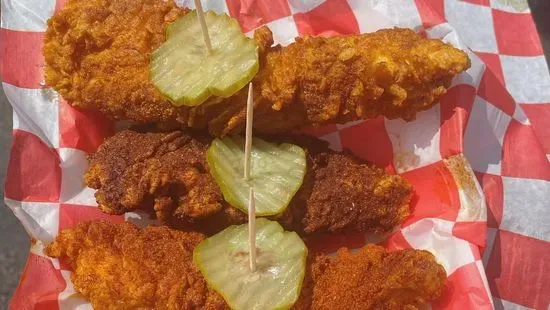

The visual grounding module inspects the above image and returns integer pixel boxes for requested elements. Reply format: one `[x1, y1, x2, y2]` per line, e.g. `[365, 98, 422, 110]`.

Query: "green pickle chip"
[206, 136, 307, 216]
[193, 219, 307, 310]
[151, 10, 259, 106]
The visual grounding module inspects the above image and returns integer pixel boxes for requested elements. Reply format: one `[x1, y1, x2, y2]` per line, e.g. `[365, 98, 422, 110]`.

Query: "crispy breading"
[85, 129, 222, 222]
[279, 136, 412, 234]
[45, 0, 470, 135]
[293, 245, 447, 310]
[45, 220, 228, 310]
[46, 222, 446, 309]
[212, 27, 471, 135]
[85, 129, 412, 235]
[44, 0, 188, 124]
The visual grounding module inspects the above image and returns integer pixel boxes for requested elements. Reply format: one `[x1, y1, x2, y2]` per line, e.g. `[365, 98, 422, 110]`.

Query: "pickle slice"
[206, 136, 306, 216]
[151, 10, 259, 106]
[193, 219, 307, 310]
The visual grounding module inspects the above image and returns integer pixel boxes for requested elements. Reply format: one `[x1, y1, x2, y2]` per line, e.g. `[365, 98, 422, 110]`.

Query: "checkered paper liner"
[2, 0, 549, 309]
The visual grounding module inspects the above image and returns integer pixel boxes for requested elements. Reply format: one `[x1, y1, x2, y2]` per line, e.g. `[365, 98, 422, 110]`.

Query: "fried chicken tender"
[44, 0, 188, 124]
[46, 222, 446, 309]
[212, 27, 470, 135]
[45, 220, 228, 310]
[293, 245, 447, 310]
[45, 0, 470, 135]
[85, 129, 221, 222]
[280, 136, 412, 234]
[85, 129, 412, 235]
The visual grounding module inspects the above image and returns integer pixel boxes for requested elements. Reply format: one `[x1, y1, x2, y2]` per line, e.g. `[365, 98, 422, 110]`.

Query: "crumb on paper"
[443, 154, 485, 221]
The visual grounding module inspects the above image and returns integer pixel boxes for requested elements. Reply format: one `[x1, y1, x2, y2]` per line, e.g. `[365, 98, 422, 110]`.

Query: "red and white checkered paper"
[2, 0, 549, 309]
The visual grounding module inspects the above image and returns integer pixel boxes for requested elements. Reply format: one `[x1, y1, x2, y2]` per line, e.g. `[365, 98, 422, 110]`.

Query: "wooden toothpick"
[244, 83, 254, 181]
[244, 83, 256, 271]
[248, 188, 256, 271]
[193, 0, 213, 54]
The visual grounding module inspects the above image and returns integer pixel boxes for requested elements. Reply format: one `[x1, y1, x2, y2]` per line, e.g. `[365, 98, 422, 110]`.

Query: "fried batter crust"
[44, 0, 188, 123]
[85, 129, 222, 222]
[293, 245, 447, 310]
[45, 0, 469, 135]
[45, 220, 228, 310]
[283, 147, 412, 234]
[85, 130, 412, 235]
[214, 27, 470, 135]
[46, 223, 446, 310]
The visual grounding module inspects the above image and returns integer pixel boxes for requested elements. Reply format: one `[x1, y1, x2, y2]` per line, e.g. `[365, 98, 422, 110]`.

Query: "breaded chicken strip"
[293, 245, 446, 310]
[278, 136, 412, 234]
[45, 0, 469, 135]
[85, 129, 221, 222]
[44, 0, 188, 123]
[46, 222, 446, 309]
[85, 129, 412, 235]
[45, 220, 227, 310]
[210, 27, 470, 135]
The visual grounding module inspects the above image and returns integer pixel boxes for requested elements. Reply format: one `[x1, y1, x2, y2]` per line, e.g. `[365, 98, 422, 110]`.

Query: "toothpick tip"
[248, 187, 256, 271]
[193, 0, 213, 54]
